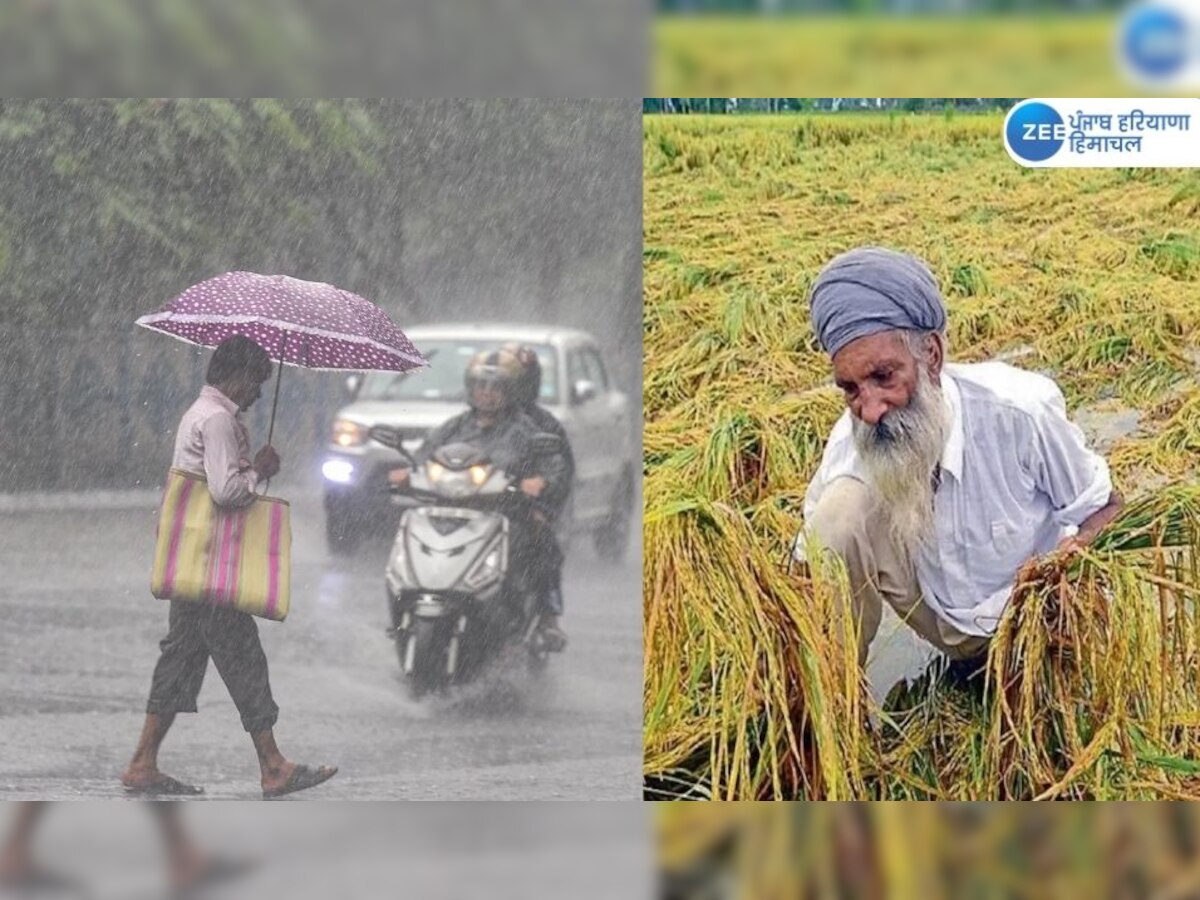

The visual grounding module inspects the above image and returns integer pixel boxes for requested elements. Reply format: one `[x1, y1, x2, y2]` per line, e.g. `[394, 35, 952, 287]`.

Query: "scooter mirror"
[369, 425, 417, 467]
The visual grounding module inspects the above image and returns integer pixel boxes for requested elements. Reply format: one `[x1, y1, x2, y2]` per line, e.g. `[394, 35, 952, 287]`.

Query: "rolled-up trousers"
[806, 477, 990, 666]
[145, 600, 279, 733]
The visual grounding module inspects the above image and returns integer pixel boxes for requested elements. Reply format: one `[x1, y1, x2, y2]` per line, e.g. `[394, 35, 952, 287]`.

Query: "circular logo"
[1121, 3, 1189, 81]
[1005, 101, 1064, 163]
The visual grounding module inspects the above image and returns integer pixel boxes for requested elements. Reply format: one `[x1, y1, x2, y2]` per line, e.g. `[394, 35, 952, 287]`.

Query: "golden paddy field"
[643, 112, 1200, 800]
[653, 16, 1132, 97]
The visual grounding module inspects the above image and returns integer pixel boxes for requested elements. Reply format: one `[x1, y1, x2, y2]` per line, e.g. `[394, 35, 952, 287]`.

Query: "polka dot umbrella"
[136, 271, 427, 443]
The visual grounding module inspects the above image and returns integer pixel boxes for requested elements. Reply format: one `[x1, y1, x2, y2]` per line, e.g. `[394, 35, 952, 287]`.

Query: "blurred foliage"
[657, 0, 1125, 9]
[0, 0, 323, 95]
[644, 98, 1022, 113]
[0, 99, 640, 491]
[659, 804, 1200, 900]
[0, 99, 637, 329]
[652, 16, 1139, 96]
[0, 99, 382, 326]
[0, 1, 643, 97]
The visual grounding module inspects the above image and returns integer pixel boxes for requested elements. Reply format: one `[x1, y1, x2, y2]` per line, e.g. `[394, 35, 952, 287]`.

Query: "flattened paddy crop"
[643, 113, 1200, 800]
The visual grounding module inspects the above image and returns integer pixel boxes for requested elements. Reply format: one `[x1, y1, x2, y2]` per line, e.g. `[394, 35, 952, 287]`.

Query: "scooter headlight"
[425, 462, 476, 498]
[469, 464, 491, 486]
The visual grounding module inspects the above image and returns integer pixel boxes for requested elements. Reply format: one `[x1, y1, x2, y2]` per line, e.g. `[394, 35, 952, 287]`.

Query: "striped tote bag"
[150, 468, 291, 621]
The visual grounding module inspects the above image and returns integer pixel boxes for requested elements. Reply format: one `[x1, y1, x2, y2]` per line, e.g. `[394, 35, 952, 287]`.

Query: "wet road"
[0, 803, 652, 900]
[0, 489, 642, 800]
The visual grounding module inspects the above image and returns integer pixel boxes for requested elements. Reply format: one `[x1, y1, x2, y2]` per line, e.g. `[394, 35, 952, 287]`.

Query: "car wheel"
[593, 471, 633, 561]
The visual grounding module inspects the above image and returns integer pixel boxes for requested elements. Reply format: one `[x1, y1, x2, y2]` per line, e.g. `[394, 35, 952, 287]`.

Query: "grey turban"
[808, 246, 947, 357]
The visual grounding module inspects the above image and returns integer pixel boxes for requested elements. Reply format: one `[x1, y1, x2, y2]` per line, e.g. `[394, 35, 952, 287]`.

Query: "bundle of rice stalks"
[657, 803, 1200, 899]
[647, 482, 1200, 800]
[643, 473, 868, 800]
[877, 487, 1200, 801]
[982, 488, 1200, 800]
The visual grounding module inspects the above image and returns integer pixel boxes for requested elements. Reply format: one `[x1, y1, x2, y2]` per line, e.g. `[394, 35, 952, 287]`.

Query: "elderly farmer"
[795, 247, 1123, 667]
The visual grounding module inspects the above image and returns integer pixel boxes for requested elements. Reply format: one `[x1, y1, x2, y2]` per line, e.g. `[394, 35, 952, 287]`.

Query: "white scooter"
[371, 426, 560, 699]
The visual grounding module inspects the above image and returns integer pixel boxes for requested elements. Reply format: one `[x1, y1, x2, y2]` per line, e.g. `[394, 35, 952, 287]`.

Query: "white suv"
[321, 322, 635, 559]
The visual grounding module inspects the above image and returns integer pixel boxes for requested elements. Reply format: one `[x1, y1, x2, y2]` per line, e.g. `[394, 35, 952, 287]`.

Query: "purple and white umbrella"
[137, 271, 427, 441]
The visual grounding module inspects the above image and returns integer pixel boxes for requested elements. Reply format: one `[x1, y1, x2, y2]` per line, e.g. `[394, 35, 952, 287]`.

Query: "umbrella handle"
[260, 355, 285, 497]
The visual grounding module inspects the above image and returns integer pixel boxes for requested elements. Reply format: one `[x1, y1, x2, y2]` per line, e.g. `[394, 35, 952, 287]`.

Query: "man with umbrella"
[130, 271, 424, 797]
[121, 335, 338, 799]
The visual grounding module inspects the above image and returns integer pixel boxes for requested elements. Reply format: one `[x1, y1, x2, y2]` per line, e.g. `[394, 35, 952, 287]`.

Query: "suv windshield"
[358, 340, 559, 404]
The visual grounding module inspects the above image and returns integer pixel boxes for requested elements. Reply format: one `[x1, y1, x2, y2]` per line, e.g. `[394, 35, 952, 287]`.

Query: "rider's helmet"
[499, 342, 542, 408]
[464, 348, 522, 415]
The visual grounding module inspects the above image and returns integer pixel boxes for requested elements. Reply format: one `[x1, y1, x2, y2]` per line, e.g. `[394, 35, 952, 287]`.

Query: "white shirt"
[172, 385, 260, 508]
[798, 362, 1113, 637]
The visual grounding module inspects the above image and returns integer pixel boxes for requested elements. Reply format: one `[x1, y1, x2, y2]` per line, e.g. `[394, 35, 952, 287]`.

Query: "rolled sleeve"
[1028, 401, 1113, 528]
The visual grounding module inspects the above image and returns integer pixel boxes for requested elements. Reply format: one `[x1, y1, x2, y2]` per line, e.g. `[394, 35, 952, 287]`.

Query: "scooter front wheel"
[400, 617, 446, 699]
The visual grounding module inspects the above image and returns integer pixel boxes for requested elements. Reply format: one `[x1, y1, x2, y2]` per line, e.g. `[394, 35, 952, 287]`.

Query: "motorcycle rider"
[388, 347, 568, 649]
[500, 342, 573, 649]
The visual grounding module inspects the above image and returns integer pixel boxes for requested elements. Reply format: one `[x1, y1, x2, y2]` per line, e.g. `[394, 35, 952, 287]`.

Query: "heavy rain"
[0, 100, 643, 804]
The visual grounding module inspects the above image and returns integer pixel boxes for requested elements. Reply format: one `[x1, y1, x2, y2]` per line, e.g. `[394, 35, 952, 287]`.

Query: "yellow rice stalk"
[643, 475, 869, 799]
[657, 804, 1200, 899]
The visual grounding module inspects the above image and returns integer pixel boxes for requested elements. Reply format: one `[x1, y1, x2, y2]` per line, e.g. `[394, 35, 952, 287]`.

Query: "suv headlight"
[331, 419, 367, 448]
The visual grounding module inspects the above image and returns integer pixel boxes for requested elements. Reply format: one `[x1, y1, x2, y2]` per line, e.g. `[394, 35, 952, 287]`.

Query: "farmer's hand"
[1053, 535, 1087, 560]
[253, 445, 281, 480]
[1015, 537, 1085, 591]
[1014, 555, 1044, 591]
[387, 467, 410, 486]
[520, 476, 546, 498]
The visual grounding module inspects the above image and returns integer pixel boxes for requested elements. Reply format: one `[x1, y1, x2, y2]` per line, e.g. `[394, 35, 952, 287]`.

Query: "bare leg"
[251, 730, 289, 788]
[252, 731, 337, 798]
[0, 803, 47, 882]
[147, 803, 256, 893]
[121, 713, 177, 788]
[146, 804, 209, 891]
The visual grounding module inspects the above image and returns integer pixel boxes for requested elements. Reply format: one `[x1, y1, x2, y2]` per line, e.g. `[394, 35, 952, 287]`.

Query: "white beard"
[851, 366, 949, 568]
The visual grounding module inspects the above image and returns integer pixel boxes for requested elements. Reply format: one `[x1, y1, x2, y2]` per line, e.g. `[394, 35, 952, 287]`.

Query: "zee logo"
[1004, 102, 1065, 163]
[1120, 2, 1190, 82]
[1022, 124, 1070, 141]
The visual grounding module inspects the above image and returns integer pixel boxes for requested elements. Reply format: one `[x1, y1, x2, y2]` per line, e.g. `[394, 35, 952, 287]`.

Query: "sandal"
[262, 764, 338, 800]
[122, 774, 204, 797]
